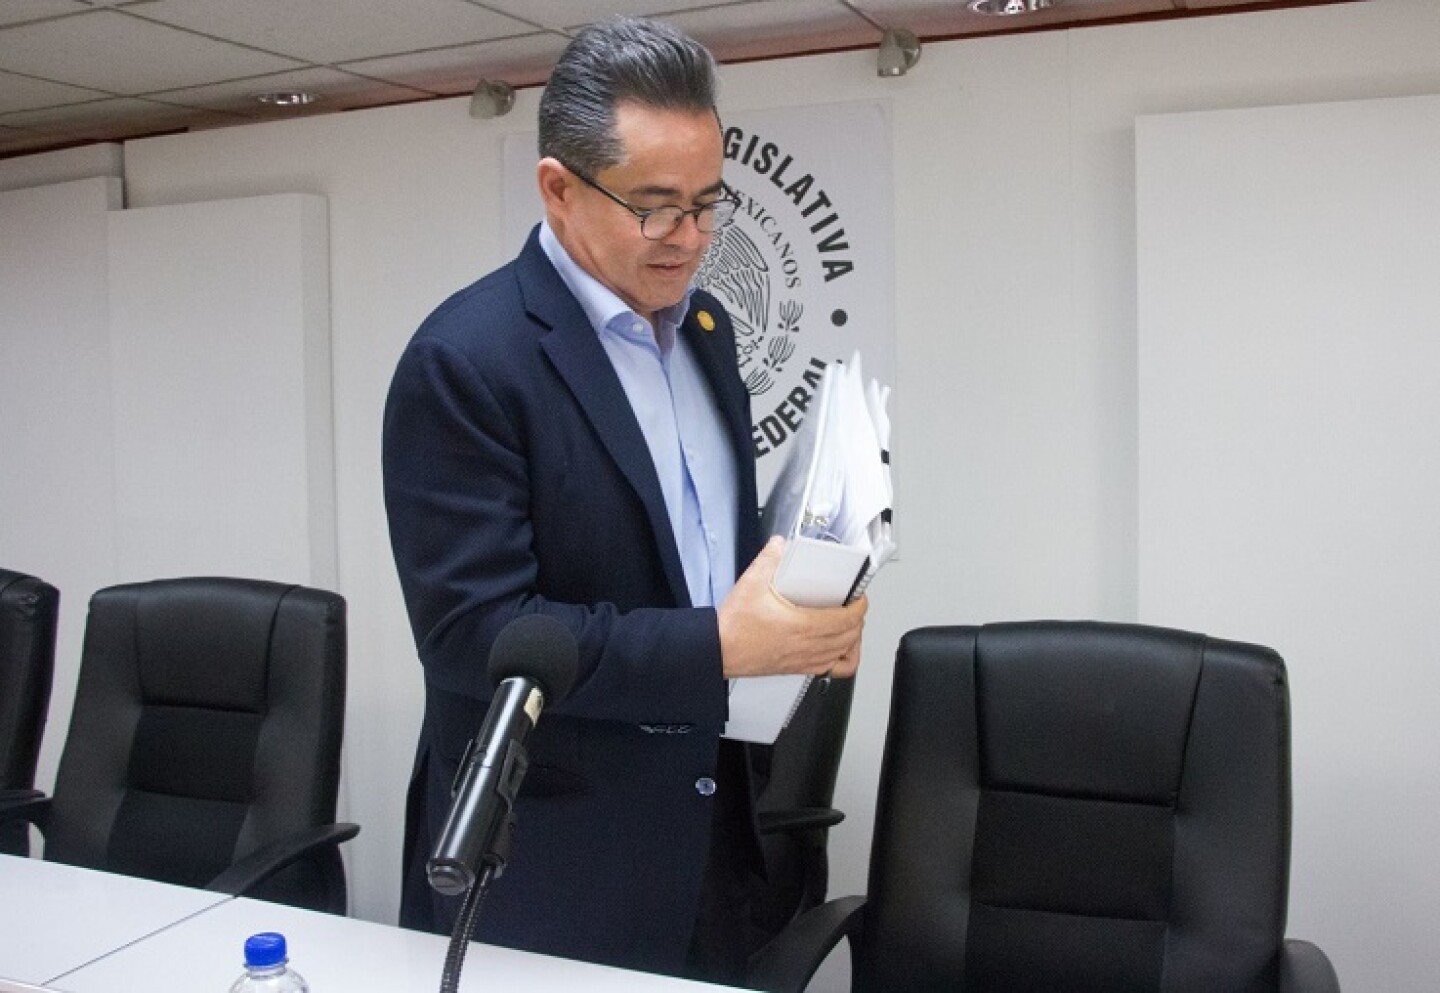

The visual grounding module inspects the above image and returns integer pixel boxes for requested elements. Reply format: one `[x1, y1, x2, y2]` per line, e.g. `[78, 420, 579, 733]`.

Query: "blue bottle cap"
[243, 932, 288, 968]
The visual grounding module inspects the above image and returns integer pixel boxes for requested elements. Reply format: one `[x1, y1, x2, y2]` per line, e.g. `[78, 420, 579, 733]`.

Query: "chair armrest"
[0, 790, 51, 830]
[0, 790, 50, 855]
[1280, 938, 1341, 993]
[204, 822, 359, 896]
[757, 806, 845, 835]
[747, 895, 865, 993]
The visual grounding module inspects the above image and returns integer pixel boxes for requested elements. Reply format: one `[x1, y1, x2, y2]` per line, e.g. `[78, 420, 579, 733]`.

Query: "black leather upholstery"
[749, 621, 1340, 993]
[0, 568, 59, 855]
[0, 577, 358, 912]
[752, 675, 854, 945]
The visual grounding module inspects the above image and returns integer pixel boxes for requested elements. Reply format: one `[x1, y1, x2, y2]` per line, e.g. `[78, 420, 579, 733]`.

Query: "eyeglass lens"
[640, 200, 737, 240]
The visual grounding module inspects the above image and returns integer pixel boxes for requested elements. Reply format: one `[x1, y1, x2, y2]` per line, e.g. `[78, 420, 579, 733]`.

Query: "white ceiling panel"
[0, 10, 303, 94]
[664, 0, 874, 62]
[0, 1, 1365, 159]
[150, 67, 432, 119]
[476, 0, 747, 33]
[859, 0, 1175, 37]
[132, 0, 537, 66]
[341, 33, 573, 95]
[0, 1, 89, 27]
[0, 69, 107, 114]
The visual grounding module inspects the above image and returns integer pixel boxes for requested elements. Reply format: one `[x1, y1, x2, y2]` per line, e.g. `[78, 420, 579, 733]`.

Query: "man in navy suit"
[382, 16, 867, 985]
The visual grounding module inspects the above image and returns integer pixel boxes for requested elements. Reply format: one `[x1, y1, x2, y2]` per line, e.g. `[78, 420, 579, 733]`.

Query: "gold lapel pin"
[696, 310, 716, 332]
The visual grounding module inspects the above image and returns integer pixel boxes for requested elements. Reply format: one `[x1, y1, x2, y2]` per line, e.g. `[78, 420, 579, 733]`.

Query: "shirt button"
[694, 777, 717, 796]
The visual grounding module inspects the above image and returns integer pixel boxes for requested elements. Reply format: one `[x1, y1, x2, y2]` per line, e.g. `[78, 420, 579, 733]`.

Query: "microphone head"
[487, 613, 579, 702]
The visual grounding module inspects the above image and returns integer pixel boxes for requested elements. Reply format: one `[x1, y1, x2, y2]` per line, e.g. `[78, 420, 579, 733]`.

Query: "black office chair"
[751, 675, 855, 946]
[0, 577, 358, 913]
[750, 621, 1341, 993]
[0, 568, 59, 856]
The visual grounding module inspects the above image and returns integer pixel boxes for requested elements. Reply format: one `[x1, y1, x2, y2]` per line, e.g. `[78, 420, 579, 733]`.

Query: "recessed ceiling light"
[256, 91, 317, 108]
[969, 0, 1057, 15]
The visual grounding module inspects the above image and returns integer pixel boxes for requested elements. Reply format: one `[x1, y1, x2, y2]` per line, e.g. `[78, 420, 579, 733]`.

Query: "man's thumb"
[749, 535, 786, 577]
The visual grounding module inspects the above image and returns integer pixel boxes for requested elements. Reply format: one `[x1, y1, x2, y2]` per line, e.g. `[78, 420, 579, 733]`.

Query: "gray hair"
[538, 16, 718, 176]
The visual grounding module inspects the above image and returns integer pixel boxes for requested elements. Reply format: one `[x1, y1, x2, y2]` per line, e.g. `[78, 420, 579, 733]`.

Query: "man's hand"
[717, 537, 868, 680]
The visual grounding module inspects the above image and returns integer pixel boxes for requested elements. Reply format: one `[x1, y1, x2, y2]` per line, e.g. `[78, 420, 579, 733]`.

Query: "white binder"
[723, 353, 895, 743]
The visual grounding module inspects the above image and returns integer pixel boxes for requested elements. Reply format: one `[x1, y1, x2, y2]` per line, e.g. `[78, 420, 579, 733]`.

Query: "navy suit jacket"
[383, 229, 764, 974]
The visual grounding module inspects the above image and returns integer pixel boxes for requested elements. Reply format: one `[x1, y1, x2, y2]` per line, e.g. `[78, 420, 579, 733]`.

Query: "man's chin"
[645, 270, 696, 302]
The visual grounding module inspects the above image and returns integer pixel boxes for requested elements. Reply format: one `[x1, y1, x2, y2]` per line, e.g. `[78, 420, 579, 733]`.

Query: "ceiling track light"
[469, 78, 515, 119]
[877, 27, 921, 78]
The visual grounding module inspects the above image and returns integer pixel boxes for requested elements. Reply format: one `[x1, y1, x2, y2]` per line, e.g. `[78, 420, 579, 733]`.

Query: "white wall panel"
[0, 176, 121, 794]
[1138, 93, 1440, 991]
[105, 193, 334, 586]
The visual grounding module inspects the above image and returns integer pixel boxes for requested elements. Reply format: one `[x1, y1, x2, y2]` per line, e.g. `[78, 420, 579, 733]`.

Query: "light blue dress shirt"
[539, 222, 739, 608]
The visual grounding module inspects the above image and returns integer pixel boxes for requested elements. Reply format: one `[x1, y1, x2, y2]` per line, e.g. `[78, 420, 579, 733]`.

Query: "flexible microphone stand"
[439, 862, 499, 993]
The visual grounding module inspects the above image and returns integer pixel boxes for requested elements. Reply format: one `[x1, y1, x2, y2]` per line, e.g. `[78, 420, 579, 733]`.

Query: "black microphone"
[426, 614, 579, 896]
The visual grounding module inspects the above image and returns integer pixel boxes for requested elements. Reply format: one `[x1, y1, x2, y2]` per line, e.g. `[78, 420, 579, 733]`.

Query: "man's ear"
[536, 157, 573, 213]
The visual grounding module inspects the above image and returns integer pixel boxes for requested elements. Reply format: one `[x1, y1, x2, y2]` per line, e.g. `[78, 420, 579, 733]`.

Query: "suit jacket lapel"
[515, 232, 694, 607]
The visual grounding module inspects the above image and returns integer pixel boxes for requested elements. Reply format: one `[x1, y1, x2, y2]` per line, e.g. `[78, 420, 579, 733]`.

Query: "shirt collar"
[539, 220, 694, 354]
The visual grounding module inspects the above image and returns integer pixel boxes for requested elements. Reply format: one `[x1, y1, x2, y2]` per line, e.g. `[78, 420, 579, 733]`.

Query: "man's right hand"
[717, 536, 868, 680]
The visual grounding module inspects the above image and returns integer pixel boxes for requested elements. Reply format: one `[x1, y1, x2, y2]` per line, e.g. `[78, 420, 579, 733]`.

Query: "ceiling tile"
[0, 1, 89, 28]
[0, 9, 305, 94]
[0, 68, 109, 113]
[0, 1, 1364, 160]
[340, 32, 571, 94]
[132, 0, 537, 66]
[857, 0, 1185, 37]
[663, 0, 875, 63]
[475, 0, 743, 33]
[149, 67, 432, 119]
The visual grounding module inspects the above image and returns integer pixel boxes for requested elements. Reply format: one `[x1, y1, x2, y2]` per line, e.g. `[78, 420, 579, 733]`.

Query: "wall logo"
[698, 125, 860, 469]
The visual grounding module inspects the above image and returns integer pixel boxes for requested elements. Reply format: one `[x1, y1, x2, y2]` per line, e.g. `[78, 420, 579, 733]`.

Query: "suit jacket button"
[694, 777, 717, 796]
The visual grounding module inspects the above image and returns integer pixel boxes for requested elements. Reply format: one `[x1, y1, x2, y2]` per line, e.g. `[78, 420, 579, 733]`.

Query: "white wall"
[0, 176, 121, 796]
[1137, 92, 1440, 991]
[106, 194, 335, 585]
[7, 0, 1440, 988]
[0, 144, 121, 194]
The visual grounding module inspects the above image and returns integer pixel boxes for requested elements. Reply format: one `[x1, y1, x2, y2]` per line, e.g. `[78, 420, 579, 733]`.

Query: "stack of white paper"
[724, 352, 895, 743]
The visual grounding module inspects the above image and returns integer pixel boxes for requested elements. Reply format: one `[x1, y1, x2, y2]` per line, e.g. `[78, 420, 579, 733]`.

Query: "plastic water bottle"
[228, 932, 309, 993]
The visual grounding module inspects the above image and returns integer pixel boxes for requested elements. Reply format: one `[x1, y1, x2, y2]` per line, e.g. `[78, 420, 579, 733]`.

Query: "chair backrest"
[858, 621, 1290, 993]
[0, 568, 59, 792]
[753, 675, 855, 937]
[45, 577, 346, 905]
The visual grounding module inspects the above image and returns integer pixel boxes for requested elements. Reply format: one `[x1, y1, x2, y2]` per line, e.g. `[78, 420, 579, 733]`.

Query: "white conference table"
[0, 854, 230, 986]
[0, 855, 753, 992]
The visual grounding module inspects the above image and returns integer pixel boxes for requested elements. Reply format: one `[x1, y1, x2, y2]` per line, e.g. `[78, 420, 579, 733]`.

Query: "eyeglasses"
[564, 163, 738, 241]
